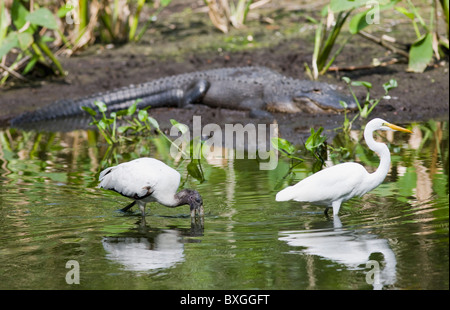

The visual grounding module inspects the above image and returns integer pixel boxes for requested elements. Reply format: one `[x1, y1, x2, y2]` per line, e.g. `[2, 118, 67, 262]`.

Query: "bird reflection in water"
[279, 217, 397, 290]
[103, 218, 203, 272]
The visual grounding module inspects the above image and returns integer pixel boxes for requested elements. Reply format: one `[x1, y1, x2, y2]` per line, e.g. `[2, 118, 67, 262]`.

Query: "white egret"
[98, 158, 204, 217]
[275, 118, 412, 216]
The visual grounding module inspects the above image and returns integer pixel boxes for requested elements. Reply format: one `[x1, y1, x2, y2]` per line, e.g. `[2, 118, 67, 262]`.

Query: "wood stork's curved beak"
[191, 204, 204, 218]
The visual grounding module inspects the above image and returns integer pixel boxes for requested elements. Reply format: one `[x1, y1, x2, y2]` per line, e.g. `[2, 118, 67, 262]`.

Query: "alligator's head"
[267, 80, 357, 114]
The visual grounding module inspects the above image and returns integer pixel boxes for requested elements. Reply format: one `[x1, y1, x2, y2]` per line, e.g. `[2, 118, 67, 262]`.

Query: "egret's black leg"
[324, 207, 331, 217]
[120, 200, 136, 213]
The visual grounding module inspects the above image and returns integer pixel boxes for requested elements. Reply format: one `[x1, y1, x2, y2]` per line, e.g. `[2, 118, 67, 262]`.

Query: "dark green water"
[0, 120, 448, 290]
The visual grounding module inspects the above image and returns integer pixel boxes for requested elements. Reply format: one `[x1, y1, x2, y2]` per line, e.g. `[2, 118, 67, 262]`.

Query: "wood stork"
[98, 158, 204, 217]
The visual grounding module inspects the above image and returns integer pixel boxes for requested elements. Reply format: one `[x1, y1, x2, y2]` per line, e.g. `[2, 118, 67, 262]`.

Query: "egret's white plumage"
[276, 118, 412, 216]
[99, 158, 203, 217]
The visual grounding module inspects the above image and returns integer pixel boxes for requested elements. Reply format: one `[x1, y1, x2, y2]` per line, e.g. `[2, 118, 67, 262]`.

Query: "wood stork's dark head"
[177, 189, 204, 217]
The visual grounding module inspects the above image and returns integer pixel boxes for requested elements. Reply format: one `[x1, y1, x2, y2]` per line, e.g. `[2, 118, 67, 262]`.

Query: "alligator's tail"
[10, 85, 184, 126]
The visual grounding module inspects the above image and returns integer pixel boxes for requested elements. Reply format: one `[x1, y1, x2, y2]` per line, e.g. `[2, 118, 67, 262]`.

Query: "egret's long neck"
[364, 128, 391, 191]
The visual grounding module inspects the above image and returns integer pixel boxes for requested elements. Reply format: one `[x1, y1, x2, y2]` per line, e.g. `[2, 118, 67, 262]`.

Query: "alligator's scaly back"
[11, 66, 354, 126]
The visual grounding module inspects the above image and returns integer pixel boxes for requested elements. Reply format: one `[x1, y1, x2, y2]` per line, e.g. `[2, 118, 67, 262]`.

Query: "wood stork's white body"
[99, 158, 203, 217]
[276, 118, 412, 216]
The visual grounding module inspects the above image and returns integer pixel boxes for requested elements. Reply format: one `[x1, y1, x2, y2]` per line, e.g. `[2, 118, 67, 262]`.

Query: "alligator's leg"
[239, 98, 274, 119]
[249, 109, 274, 119]
[180, 80, 211, 108]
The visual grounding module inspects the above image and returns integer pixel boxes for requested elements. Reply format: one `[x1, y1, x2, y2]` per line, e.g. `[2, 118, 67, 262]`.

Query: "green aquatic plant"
[82, 100, 120, 145]
[347, 0, 449, 72]
[82, 100, 169, 146]
[82, 100, 205, 182]
[271, 126, 353, 191]
[186, 136, 206, 183]
[306, 0, 448, 78]
[272, 126, 333, 173]
[394, 0, 447, 72]
[339, 76, 398, 132]
[305, 127, 328, 167]
[271, 137, 303, 162]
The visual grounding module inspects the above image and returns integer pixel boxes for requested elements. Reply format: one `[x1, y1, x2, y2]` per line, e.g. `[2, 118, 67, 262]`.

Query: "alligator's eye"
[301, 88, 322, 94]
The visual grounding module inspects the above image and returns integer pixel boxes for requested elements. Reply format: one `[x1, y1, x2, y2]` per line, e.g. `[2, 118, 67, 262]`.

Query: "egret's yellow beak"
[385, 122, 413, 133]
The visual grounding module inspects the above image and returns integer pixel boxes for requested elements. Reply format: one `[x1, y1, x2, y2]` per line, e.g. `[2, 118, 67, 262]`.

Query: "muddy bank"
[0, 1, 448, 143]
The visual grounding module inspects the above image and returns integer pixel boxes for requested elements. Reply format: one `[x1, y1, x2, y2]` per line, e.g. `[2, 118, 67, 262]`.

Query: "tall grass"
[305, 0, 449, 79]
[0, 0, 174, 85]
[204, 0, 270, 33]
[0, 1, 65, 84]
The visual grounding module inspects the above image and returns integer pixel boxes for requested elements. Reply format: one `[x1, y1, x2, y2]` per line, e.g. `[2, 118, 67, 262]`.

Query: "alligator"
[10, 66, 356, 125]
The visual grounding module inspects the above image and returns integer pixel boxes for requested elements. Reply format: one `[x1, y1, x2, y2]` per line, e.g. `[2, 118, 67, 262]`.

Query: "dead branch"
[358, 30, 410, 59]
